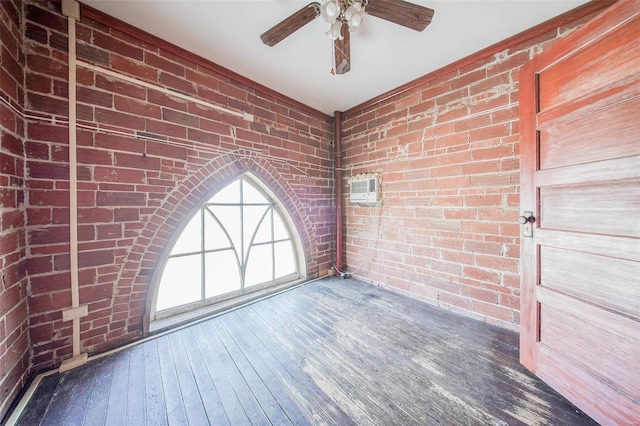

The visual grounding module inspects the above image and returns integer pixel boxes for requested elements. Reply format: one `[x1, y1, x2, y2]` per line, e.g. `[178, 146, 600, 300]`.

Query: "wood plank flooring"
[15, 278, 597, 425]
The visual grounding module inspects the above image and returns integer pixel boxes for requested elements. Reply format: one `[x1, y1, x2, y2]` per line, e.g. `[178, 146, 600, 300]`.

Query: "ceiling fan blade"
[260, 3, 321, 47]
[365, 0, 434, 32]
[335, 29, 351, 75]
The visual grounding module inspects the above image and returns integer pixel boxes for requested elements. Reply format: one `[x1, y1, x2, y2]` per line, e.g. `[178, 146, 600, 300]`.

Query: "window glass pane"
[273, 210, 289, 240]
[254, 210, 272, 244]
[204, 208, 232, 251]
[155, 174, 302, 316]
[211, 179, 240, 204]
[156, 255, 201, 310]
[243, 205, 269, 257]
[205, 250, 241, 298]
[209, 205, 242, 254]
[275, 240, 296, 278]
[243, 179, 268, 204]
[171, 211, 201, 255]
[245, 244, 273, 288]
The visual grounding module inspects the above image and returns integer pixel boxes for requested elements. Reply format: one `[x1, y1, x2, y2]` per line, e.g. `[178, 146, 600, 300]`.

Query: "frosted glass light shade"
[320, 0, 340, 24]
[345, 3, 365, 32]
[327, 20, 344, 40]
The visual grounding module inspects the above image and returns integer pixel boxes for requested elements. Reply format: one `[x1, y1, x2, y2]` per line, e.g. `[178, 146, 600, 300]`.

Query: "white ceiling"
[79, 0, 588, 115]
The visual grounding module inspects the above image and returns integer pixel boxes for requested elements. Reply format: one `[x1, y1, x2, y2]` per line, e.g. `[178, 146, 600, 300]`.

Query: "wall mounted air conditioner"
[349, 173, 381, 205]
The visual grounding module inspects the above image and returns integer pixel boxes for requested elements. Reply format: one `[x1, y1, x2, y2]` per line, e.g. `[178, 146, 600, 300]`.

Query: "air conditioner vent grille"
[348, 173, 381, 205]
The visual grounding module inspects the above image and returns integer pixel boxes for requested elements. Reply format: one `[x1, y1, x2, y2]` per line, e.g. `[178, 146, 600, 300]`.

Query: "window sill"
[148, 278, 306, 334]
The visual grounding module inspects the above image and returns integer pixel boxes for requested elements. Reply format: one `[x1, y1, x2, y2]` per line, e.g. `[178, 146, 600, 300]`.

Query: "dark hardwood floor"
[15, 278, 597, 425]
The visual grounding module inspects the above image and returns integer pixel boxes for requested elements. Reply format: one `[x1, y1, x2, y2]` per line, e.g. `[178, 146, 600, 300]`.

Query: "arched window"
[152, 174, 305, 319]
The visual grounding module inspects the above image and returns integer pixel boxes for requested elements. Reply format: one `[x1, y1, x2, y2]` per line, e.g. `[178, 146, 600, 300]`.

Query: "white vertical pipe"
[67, 14, 80, 358]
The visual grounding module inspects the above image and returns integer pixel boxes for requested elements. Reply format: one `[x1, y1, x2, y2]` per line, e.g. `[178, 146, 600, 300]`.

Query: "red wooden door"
[519, 2, 640, 424]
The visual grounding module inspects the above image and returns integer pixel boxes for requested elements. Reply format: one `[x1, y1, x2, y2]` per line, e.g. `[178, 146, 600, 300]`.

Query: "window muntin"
[155, 175, 299, 313]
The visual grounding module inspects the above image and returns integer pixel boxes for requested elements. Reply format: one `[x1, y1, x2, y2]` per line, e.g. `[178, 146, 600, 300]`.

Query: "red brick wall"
[341, 22, 588, 331]
[22, 1, 334, 372]
[0, 0, 29, 420]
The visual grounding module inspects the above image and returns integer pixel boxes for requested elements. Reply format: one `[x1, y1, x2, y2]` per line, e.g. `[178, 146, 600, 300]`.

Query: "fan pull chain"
[330, 39, 336, 75]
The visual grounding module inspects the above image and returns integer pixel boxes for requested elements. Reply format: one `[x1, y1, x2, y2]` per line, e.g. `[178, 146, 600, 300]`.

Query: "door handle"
[519, 211, 535, 238]
[518, 214, 535, 224]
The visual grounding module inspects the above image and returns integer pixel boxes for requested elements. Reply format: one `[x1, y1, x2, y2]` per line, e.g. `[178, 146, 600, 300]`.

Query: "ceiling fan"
[260, 0, 434, 75]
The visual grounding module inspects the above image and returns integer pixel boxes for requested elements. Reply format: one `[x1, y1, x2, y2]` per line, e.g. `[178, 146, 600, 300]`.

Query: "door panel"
[539, 296, 639, 399]
[540, 246, 639, 317]
[519, 2, 640, 424]
[537, 77, 640, 135]
[538, 11, 639, 110]
[539, 180, 640, 236]
[539, 98, 639, 169]
[536, 345, 639, 425]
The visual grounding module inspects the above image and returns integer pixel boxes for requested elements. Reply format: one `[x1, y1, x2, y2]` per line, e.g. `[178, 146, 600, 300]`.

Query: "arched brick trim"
[99, 152, 318, 348]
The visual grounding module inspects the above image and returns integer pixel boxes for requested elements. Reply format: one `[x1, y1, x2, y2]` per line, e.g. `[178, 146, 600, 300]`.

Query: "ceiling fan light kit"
[261, 0, 435, 74]
[320, 0, 366, 40]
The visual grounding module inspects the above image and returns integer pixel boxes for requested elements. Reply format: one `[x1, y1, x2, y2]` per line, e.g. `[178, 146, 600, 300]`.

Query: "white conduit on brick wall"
[68, 13, 80, 357]
[58, 1, 88, 373]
